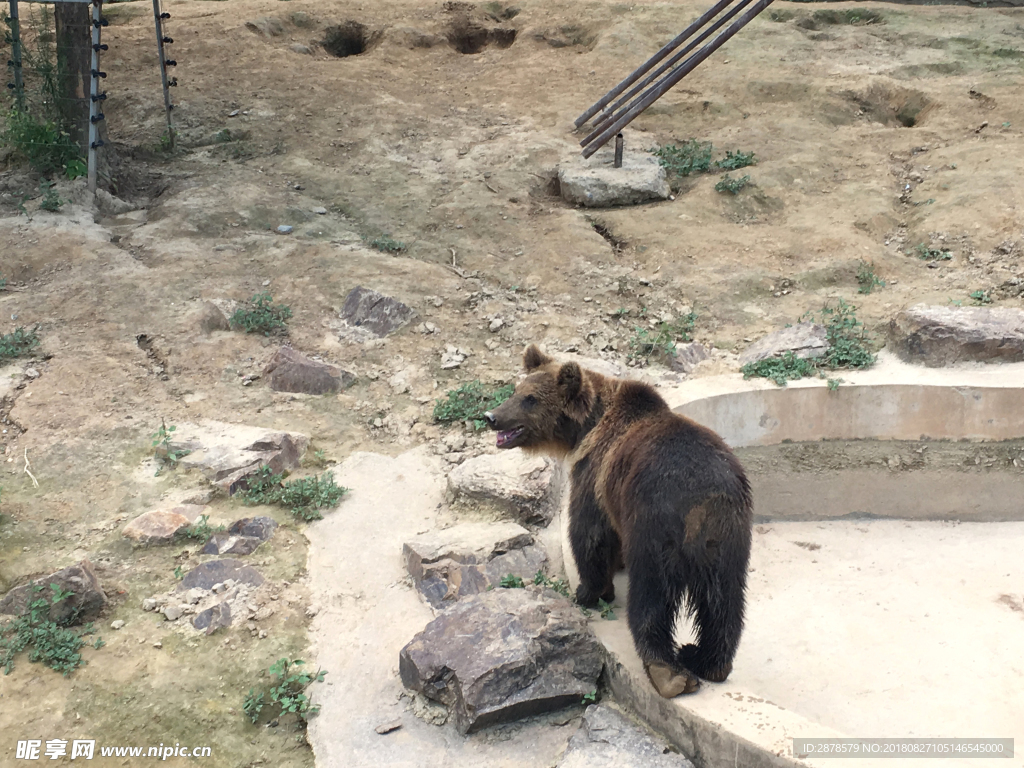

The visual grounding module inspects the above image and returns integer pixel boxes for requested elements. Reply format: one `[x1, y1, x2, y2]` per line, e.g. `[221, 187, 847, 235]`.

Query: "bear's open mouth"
[496, 426, 525, 449]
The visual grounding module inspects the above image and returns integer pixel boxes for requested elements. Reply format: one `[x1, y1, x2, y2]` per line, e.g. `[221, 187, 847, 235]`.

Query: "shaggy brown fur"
[485, 345, 753, 698]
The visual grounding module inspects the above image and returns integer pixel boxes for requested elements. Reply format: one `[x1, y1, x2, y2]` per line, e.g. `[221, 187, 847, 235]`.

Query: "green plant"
[856, 261, 885, 294]
[627, 312, 697, 365]
[0, 275, 6, 290]
[180, 514, 224, 544]
[38, 180, 62, 212]
[367, 234, 406, 254]
[0, 326, 40, 362]
[240, 466, 347, 521]
[433, 380, 514, 429]
[151, 421, 189, 475]
[597, 598, 616, 620]
[244, 658, 327, 727]
[714, 150, 757, 171]
[583, 690, 598, 703]
[651, 140, 713, 177]
[0, 584, 98, 676]
[827, 377, 843, 391]
[302, 448, 329, 468]
[741, 351, 816, 386]
[230, 292, 292, 336]
[532, 571, 571, 598]
[174, 565, 184, 580]
[499, 574, 525, 589]
[914, 243, 952, 261]
[714, 174, 750, 195]
[969, 289, 992, 305]
[815, 299, 876, 370]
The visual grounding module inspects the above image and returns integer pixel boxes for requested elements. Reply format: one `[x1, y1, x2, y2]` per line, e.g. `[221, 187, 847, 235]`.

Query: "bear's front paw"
[575, 585, 602, 609]
[677, 644, 733, 683]
[645, 662, 700, 698]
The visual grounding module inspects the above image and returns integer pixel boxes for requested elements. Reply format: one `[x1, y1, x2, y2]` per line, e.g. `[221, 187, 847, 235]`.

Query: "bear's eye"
[522, 395, 537, 408]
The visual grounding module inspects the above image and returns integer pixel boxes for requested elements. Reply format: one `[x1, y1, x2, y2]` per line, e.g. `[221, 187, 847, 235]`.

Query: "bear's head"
[484, 344, 598, 455]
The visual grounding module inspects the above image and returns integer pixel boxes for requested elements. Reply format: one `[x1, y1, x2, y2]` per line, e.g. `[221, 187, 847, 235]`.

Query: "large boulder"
[264, 347, 355, 395]
[447, 452, 564, 526]
[0, 560, 108, 625]
[558, 704, 694, 768]
[559, 154, 671, 208]
[399, 588, 603, 733]
[404, 521, 547, 607]
[738, 323, 828, 366]
[340, 286, 416, 337]
[888, 305, 1024, 366]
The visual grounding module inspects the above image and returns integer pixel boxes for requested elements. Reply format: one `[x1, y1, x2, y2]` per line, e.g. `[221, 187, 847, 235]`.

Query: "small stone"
[153, 641, 163, 649]
[212, 582, 225, 594]
[313, 206, 328, 215]
[122, 509, 191, 546]
[375, 719, 403, 735]
[340, 286, 416, 337]
[290, 43, 313, 55]
[489, 318, 504, 333]
[253, 605, 276, 622]
[162, 605, 184, 622]
[111, 620, 125, 630]
[142, 598, 158, 611]
[196, 302, 231, 335]
[24, 368, 40, 379]
[305, 606, 319, 618]
[186, 588, 206, 605]
[258, 629, 268, 639]
[276, 225, 293, 234]
[193, 602, 233, 635]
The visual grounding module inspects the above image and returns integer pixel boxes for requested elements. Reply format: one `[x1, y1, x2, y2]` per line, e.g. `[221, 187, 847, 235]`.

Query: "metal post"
[87, 0, 101, 192]
[614, 134, 623, 168]
[581, 0, 775, 158]
[152, 0, 174, 149]
[8, 0, 24, 110]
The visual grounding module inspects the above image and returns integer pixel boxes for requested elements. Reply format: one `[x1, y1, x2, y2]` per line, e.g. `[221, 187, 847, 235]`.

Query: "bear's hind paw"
[645, 662, 701, 698]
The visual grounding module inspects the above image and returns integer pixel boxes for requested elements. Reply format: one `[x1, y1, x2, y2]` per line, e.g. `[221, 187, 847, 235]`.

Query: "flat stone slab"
[264, 346, 355, 395]
[122, 508, 192, 546]
[889, 304, 1024, 366]
[739, 323, 828, 366]
[404, 521, 547, 607]
[192, 602, 232, 635]
[0, 560, 107, 625]
[399, 587, 604, 734]
[558, 704, 694, 768]
[447, 452, 564, 527]
[201, 533, 264, 556]
[177, 558, 264, 591]
[340, 286, 416, 337]
[228, 516, 278, 539]
[559, 153, 670, 208]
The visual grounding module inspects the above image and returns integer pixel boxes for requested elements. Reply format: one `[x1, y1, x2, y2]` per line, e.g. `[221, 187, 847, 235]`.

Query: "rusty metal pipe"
[574, 0, 737, 129]
[581, 0, 775, 158]
[584, 0, 758, 141]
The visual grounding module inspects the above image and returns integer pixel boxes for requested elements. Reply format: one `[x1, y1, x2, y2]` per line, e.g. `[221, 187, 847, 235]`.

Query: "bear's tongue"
[496, 427, 524, 448]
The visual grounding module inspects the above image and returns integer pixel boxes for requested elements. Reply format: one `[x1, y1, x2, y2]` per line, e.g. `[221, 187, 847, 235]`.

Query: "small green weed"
[651, 140, 713, 177]
[433, 380, 514, 429]
[827, 377, 844, 391]
[367, 234, 406, 254]
[0, 326, 40, 362]
[38, 180, 62, 212]
[583, 690, 598, 703]
[914, 243, 952, 262]
[741, 351, 815, 386]
[180, 514, 225, 544]
[715, 150, 757, 171]
[533, 571, 571, 598]
[856, 261, 885, 294]
[244, 658, 327, 726]
[0, 584, 98, 676]
[0, 276, 6, 290]
[302, 448, 329, 468]
[627, 312, 697, 365]
[969, 289, 992, 305]
[151, 421, 189, 476]
[240, 466, 347, 521]
[500, 574, 525, 589]
[597, 598, 616, 620]
[714, 174, 750, 195]
[174, 565, 184, 580]
[230, 292, 292, 336]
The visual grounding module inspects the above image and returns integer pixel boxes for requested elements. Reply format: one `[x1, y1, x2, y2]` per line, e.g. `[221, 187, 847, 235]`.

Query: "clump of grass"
[714, 150, 757, 171]
[240, 466, 347, 521]
[433, 380, 514, 430]
[1, 109, 85, 179]
[651, 140, 713, 177]
[230, 292, 292, 336]
[812, 8, 883, 25]
[38, 180, 62, 212]
[857, 261, 886, 294]
[969, 289, 993, 305]
[627, 312, 697, 365]
[714, 174, 750, 195]
[1, 584, 99, 676]
[741, 351, 816, 386]
[179, 514, 224, 544]
[243, 658, 326, 726]
[533, 571, 571, 598]
[0, 326, 40, 362]
[0, 276, 6, 290]
[499, 574, 525, 589]
[367, 234, 405, 254]
[914, 243, 952, 262]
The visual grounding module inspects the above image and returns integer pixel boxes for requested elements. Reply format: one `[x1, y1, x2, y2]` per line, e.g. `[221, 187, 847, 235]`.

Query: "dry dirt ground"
[1, 0, 1024, 764]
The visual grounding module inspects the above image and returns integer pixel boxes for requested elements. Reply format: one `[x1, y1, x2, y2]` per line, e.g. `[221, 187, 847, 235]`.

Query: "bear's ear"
[523, 344, 552, 372]
[557, 362, 583, 403]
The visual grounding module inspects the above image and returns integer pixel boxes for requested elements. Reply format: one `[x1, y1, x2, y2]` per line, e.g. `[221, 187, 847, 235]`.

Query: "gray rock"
[399, 588, 603, 734]
[162, 604, 184, 622]
[264, 347, 355, 395]
[738, 322, 829, 366]
[447, 452, 564, 526]
[111, 619, 125, 630]
[193, 602, 233, 635]
[246, 17, 285, 37]
[0, 560, 108, 625]
[276, 225, 293, 234]
[201, 533, 264, 556]
[122, 508, 192, 546]
[559, 153, 670, 208]
[404, 522, 546, 608]
[558, 704, 694, 768]
[669, 342, 710, 374]
[177, 559, 264, 592]
[228, 516, 278, 540]
[889, 305, 1024, 366]
[340, 286, 416, 337]
[196, 302, 231, 335]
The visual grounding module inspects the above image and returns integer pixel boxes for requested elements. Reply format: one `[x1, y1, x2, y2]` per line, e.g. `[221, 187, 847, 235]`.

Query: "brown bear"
[484, 345, 753, 697]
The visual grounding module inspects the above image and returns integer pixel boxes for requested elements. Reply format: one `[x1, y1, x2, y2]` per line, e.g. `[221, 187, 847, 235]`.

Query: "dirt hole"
[447, 19, 517, 53]
[323, 20, 373, 57]
[591, 222, 628, 255]
[847, 83, 936, 128]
